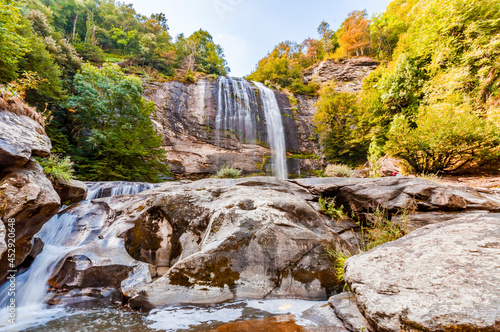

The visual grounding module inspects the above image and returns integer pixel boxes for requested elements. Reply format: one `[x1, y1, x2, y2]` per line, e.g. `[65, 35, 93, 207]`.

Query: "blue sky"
[126, 0, 392, 77]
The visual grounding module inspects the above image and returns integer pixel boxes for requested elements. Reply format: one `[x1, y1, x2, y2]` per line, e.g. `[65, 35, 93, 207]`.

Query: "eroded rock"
[0, 161, 60, 281]
[0, 110, 51, 169]
[44, 177, 354, 308]
[344, 214, 500, 331]
[328, 292, 374, 332]
[53, 179, 88, 205]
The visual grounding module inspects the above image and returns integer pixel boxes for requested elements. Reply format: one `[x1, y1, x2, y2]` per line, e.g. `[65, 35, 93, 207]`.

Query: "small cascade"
[215, 77, 258, 147]
[0, 182, 156, 322]
[86, 182, 157, 200]
[253, 82, 288, 179]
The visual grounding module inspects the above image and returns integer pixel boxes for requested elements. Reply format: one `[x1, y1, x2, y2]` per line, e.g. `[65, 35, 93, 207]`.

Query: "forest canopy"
[0, 0, 230, 182]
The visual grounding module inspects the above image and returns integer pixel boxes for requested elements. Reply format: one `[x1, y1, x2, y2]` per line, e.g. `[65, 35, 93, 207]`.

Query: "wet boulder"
[44, 177, 354, 308]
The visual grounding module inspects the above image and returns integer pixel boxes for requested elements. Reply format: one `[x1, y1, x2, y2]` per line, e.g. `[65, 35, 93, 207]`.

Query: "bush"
[363, 207, 408, 251]
[324, 164, 354, 177]
[384, 104, 500, 174]
[325, 247, 352, 285]
[214, 166, 242, 179]
[37, 155, 75, 182]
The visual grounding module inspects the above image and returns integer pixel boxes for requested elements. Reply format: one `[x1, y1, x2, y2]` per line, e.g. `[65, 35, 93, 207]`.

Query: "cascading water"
[215, 77, 258, 148]
[253, 82, 288, 179]
[0, 182, 156, 330]
[86, 182, 157, 200]
[213, 77, 288, 178]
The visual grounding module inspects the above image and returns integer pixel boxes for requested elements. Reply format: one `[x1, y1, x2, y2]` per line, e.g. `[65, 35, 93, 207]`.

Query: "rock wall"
[146, 77, 323, 179]
[0, 109, 60, 282]
[146, 58, 379, 179]
[302, 57, 380, 92]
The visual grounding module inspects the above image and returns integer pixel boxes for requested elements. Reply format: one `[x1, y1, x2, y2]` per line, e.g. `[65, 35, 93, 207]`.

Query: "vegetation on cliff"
[251, 0, 500, 174]
[0, 0, 229, 181]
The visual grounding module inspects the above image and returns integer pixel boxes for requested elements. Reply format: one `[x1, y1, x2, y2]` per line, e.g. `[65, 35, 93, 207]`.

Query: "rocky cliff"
[145, 58, 379, 179]
[302, 57, 380, 92]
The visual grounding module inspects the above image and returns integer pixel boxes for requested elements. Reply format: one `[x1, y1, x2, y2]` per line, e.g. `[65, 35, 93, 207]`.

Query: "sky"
[126, 0, 392, 77]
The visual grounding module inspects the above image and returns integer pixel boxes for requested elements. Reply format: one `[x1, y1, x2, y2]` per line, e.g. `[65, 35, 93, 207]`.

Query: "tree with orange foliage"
[335, 10, 372, 58]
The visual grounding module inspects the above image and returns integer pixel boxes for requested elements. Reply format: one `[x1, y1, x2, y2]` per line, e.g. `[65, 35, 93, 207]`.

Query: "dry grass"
[0, 96, 45, 127]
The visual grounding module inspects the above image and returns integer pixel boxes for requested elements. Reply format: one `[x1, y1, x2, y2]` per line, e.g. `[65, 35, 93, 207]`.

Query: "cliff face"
[146, 58, 379, 179]
[302, 57, 380, 92]
[146, 77, 323, 179]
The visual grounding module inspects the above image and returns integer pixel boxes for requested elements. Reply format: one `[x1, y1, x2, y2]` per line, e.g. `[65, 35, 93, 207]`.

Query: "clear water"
[1, 300, 325, 332]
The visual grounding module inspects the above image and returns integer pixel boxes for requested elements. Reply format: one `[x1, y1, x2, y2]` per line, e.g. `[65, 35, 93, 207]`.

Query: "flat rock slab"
[328, 292, 373, 332]
[292, 177, 500, 214]
[345, 214, 500, 331]
[0, 110, 51, 168]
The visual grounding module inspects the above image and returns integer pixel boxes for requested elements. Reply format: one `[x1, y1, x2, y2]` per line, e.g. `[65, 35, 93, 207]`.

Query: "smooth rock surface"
[300, 303, 349, 331]
[292, 177, 500, 215]
[345, 214, 500, 331]
[53, 179, 88, 205]
[328, 293, 373, 332]
[45, 177, 354, 308]
[0, 160, 60, 281]
[0, 110, 51, 169]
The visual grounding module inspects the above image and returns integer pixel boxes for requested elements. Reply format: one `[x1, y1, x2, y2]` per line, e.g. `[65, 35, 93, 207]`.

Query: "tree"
[0, 2, 29, 82]
[314, 82, 366, 164]
[67, 64, 169, 181]
[335, 10, 371, 58]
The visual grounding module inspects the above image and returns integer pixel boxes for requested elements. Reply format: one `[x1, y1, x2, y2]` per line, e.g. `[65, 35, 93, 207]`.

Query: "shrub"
[214, 166, 242, 179]
[363, 207, 408, 250]
[324, 164, 354, 177]
[37, 155, 75, 183]
[319, 196, 347, 219]
[325, 247, 352, 285]
[384, 104, 500, 174]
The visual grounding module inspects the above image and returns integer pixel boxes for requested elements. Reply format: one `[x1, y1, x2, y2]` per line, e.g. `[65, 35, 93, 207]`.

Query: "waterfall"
[86, 182, 157, 200]
[215, 77, 258, 148]
[253, 82, 288, 179]
[0, 182, 155, 320]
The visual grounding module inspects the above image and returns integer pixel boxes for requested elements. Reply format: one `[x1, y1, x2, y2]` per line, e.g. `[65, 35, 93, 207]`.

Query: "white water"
[86, 182, 157, 200]
[0, 182, 156, 330]
[215, 77, 258, 147]
[253, 82, 288, 179]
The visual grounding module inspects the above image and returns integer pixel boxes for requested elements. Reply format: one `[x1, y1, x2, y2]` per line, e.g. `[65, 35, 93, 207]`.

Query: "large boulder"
[53, 179, 88, 205]
[0, 110, 51, 169]
[0, 160, 60, 281]
[344, 214, 500, 331]
[292, 177, 500, 216]
[43, 177, 354, 308]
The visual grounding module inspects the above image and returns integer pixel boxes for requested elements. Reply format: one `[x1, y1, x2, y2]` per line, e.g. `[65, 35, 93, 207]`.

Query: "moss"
[170, 256, 240, 289]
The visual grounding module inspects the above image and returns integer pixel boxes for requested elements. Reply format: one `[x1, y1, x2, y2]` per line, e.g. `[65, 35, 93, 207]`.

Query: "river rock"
[344, 214, 500, 331]
[0, 110, 51, 169]
[45, 177, 354, 308]
[292, 177, 500, 216]
[0, 160, 60, 281]
[328, 292, 374, 332]
[53, 179, 88, 205]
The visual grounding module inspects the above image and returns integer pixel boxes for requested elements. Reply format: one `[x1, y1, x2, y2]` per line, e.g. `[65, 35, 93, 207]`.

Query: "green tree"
[0, 2, 29, 82]
[385, 104, 500, 174]
[314, 83, 366, 164]
[67, 64, 169, 182]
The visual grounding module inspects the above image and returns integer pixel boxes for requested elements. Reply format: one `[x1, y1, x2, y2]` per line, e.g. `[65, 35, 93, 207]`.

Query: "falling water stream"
[214, 77, 288, 179]
[253, 82, 288, 179]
